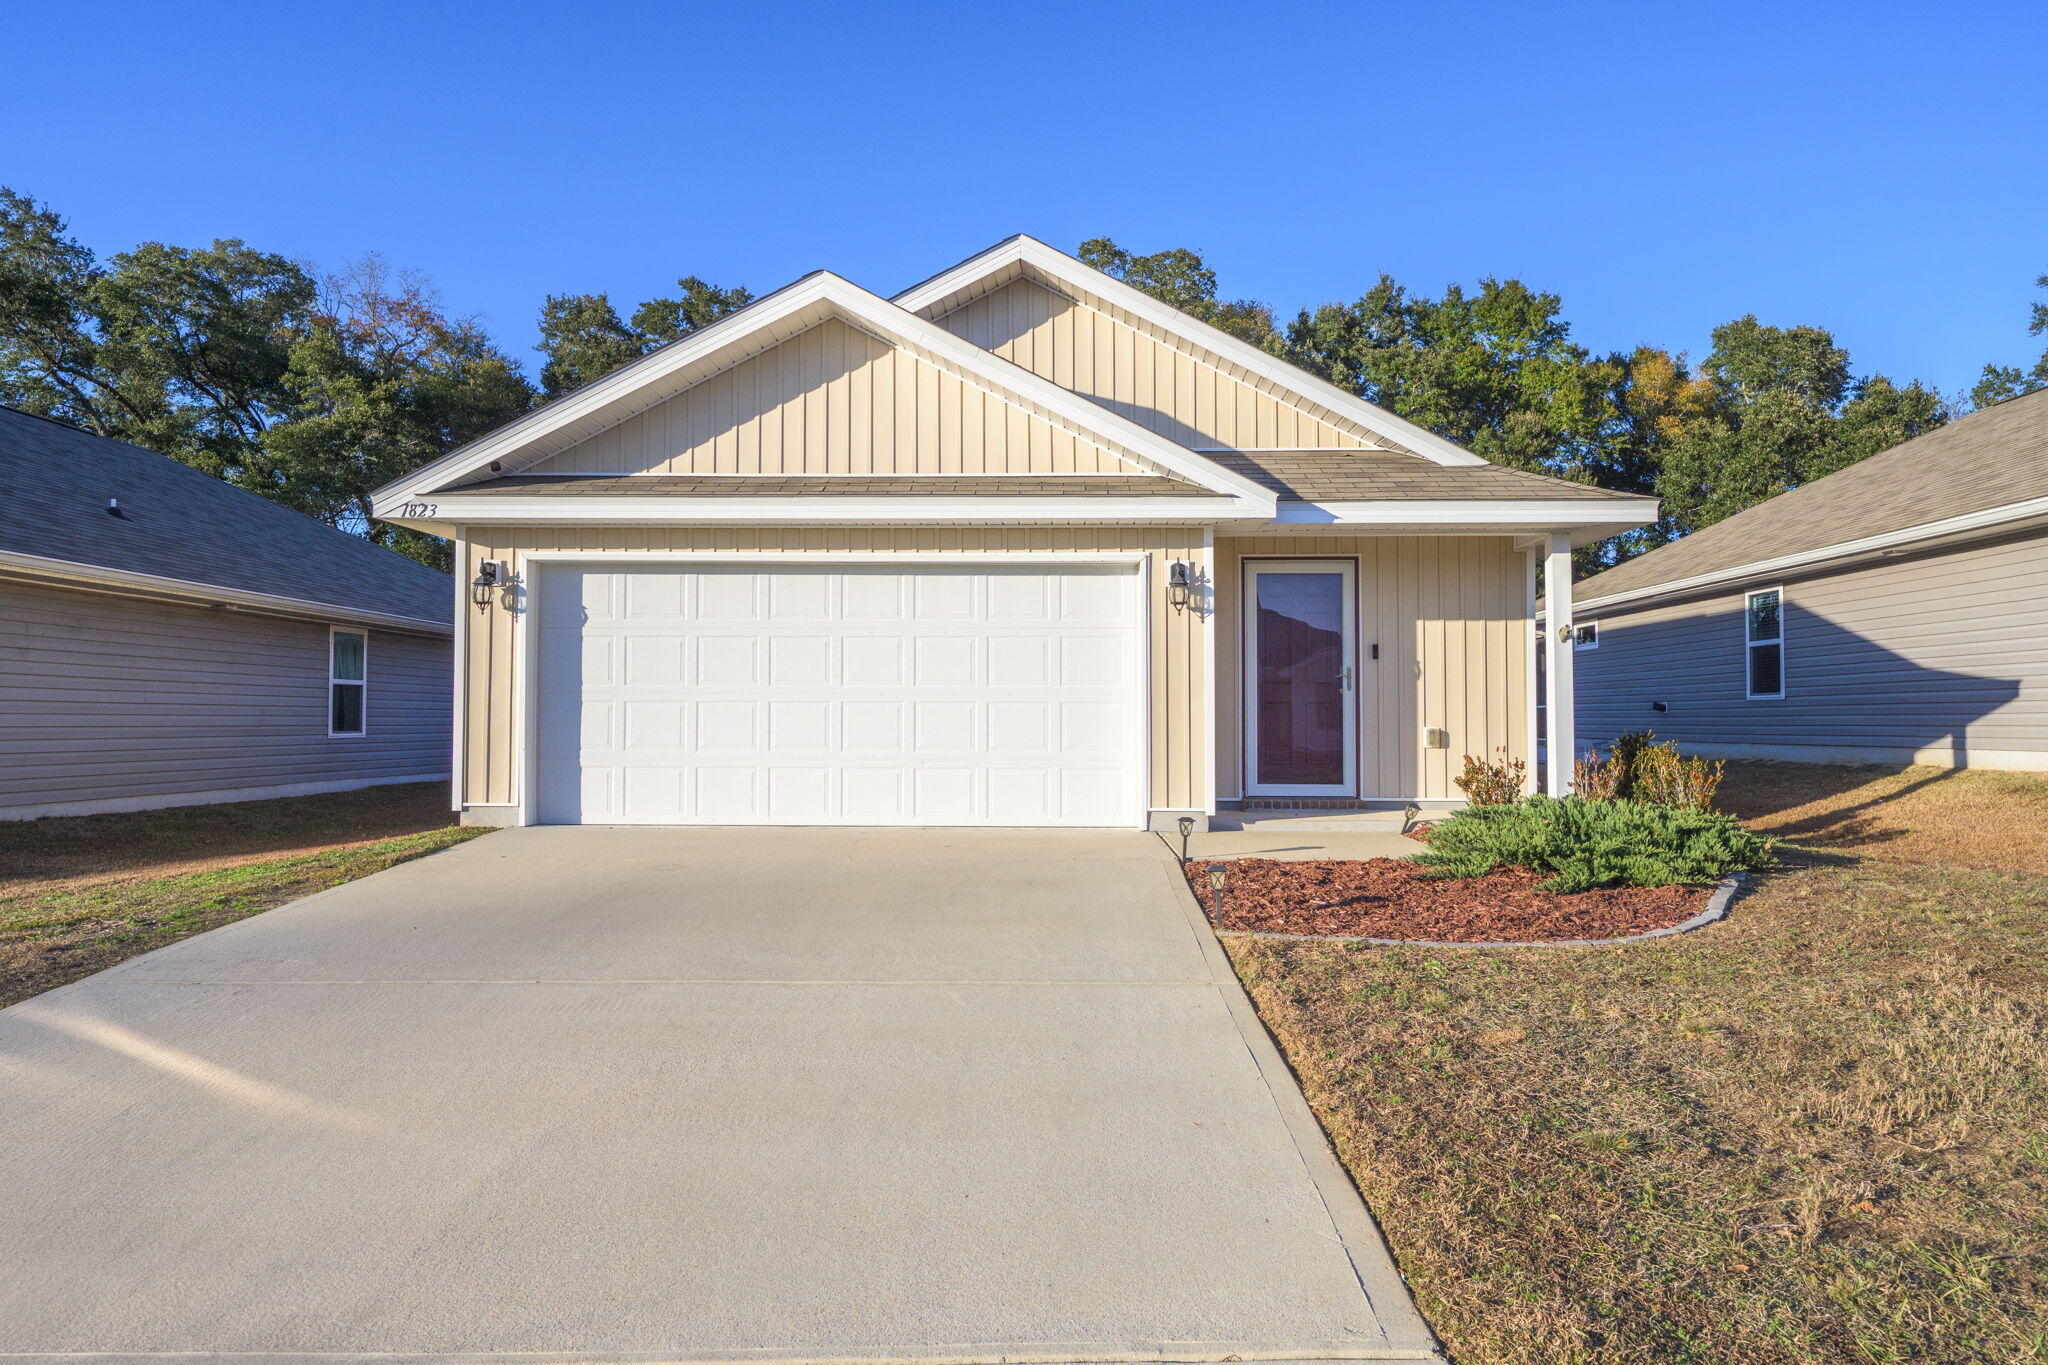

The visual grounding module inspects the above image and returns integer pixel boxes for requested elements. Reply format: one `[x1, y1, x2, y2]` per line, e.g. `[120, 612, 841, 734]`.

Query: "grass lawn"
[1227, 760, 2048, 1364]
[1, 783, 485, 1008]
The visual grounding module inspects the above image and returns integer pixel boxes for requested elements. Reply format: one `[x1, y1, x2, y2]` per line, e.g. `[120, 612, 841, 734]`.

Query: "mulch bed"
[1186, 858, 1710, 942]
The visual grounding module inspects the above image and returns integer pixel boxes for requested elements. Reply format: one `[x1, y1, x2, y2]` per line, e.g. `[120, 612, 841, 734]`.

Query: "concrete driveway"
[0, 827, 1439, 1364]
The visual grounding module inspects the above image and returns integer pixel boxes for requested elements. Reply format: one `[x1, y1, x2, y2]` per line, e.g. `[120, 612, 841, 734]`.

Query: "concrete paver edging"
[1205, 872, 1749, 949]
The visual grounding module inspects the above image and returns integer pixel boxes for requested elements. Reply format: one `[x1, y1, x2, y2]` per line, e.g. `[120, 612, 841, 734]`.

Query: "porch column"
[1544, 532, 1575, 795]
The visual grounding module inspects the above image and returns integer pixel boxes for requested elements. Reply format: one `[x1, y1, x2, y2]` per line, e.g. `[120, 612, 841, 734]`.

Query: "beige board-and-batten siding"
[457, 526, 1535, 817]
[521, 318, 1154, 478]
[0, 577, 450, 819]
[456, 526, 1210, 816]
[1214, 535, 1532, 801]
[930, 277, 1373, 453]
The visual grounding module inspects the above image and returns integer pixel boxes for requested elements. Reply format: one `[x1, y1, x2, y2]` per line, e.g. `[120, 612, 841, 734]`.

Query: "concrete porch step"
[1210, 808, 1414, 834]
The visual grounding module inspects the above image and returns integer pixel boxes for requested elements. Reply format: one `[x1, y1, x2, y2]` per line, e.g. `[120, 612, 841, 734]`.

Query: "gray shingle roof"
[1575, 389, 2048, 605]
[453, 473, 1215, 497]
[1204, 450, 1654, 504]
[0, 407, 451, 627]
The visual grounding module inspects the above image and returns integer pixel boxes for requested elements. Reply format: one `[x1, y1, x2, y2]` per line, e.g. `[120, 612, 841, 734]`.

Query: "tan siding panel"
[1213, 535, 1530, 801]
[936, 279, 1372, 452]
[526, 317, 1149, 478]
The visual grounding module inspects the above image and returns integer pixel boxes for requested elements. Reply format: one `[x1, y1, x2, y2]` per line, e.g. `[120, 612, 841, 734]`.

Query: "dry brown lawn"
[1717, 760, 2048, 878]
[1227, 761, 2048, 1364]
[1, 783, 484, 1008]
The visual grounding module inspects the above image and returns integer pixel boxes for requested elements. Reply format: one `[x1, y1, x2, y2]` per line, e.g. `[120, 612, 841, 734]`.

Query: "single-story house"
[0, 407, 454, 819]
[371, 236, 1656, 830]
[1563, 387, 2048, 771]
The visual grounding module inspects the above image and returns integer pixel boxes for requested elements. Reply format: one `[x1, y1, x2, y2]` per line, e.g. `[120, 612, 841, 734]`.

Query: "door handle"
[1337, 666, 1353, 692]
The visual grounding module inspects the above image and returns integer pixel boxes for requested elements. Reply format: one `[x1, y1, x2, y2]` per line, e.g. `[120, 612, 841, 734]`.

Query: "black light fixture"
[1176, 815, 1194, 865]
[1167, 561, 1192, 614]
[470, 560, 504, 613]
[1206, 863, 1228, 921]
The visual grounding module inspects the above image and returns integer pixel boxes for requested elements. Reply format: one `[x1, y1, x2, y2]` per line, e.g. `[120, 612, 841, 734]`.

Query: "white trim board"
[1241, 557, 1360, 799]
[0, 548, 452, 637]
[396, 494, 1249, 526]
[371, 272, 1277, 514]
[893, 234, 1492, 468]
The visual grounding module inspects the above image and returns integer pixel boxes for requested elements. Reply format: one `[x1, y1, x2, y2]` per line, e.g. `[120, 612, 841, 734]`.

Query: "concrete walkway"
[0, 827, 1439, 1364]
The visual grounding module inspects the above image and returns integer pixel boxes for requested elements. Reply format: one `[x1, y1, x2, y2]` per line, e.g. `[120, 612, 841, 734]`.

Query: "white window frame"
[1744, 587, 1785, 700]
[1572, 621, 1599, 650]
[329, 626, 369, 738]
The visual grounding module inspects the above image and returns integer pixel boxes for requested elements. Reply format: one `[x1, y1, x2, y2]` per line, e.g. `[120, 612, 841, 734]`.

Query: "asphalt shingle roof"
[1203, 450, 1653, 504]
[1575, 388, 2048, 604]
[0, 407, 451, 627]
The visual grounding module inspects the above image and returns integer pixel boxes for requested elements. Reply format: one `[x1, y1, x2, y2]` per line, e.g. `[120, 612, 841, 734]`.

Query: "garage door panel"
[537, 566, 1140, 826]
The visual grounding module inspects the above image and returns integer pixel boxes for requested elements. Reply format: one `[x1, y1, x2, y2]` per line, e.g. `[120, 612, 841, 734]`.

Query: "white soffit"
[373, 272, 1275, 511]
[893, 235, 1492, 469]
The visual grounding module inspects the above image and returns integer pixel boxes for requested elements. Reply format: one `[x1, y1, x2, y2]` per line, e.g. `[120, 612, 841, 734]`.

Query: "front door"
[1244, 559, 1357, 797]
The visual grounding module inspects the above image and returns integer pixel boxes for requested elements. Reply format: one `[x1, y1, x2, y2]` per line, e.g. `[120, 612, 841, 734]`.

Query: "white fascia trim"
[1273, 498, 1660, 527]
[390, 495, 1249, 524]
[0, 548, 453, 636]
[893, 235, 1492, 468]
[375, 272, 1274, 511]
[1576, 495, 2048, 614]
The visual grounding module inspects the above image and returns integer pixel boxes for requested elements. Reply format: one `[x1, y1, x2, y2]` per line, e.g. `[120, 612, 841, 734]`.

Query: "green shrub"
[1632, 743, 1726, 811]
[1607, 730, 1659, 799]
[1573, 749, 1625, 800]
[1455, 747, 1527, 805]
[1418, 795, 1773, 893]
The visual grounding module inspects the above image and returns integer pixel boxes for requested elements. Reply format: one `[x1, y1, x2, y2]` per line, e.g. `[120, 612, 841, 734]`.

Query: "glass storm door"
[1245, 559, 1357, 796]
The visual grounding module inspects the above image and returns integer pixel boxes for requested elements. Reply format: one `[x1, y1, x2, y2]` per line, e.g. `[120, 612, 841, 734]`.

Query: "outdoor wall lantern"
[1167, 561, 1193, 614]
[470, 559, 507, 613]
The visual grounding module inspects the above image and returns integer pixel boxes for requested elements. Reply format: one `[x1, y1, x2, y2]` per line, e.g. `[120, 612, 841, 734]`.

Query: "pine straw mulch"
[1187, 857, 1710, 942]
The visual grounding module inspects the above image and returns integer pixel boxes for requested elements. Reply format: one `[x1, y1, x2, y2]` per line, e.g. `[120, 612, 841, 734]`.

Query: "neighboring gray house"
[1561, 388, 2048, 771]
[0, 407, 453, 819]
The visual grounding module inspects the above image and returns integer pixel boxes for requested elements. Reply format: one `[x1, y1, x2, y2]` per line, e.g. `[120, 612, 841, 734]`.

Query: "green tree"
[1077, 237, 1280, 349]
[536, 274, 754, 397]
[1973, 272, 2048, 407]
[1653, 316, 1948, 532]
[260, 257, 535, 568]
[0, 188, 535, 570]
[0, 187, 315, 478]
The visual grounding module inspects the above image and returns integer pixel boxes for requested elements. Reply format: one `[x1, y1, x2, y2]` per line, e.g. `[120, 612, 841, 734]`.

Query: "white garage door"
[534, 564, 1142, 826]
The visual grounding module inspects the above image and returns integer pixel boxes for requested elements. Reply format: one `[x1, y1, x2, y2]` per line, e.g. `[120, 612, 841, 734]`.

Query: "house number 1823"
[397, 501, 439, 517]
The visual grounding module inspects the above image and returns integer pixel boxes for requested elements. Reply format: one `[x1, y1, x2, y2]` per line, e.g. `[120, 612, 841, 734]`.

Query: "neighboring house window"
[1573, 622, 1598, 650]
[330, 628, 368, 736]
[1745, 589, 1784, 699]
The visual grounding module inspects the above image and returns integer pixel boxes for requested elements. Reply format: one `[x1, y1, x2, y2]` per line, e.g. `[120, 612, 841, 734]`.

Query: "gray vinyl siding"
[0, 579, 451, 816]
[1574, 528, 2048, 766]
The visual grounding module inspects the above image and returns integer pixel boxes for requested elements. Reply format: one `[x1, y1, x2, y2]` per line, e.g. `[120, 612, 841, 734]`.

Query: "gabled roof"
[891, 234, 1491, 468]
[0, 406, 451, 632]
[372, 271, 1276, 516]
[1576, 388, 2048, 609]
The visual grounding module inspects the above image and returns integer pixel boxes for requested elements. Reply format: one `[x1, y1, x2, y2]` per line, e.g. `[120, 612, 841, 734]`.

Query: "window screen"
[330, 630, 367, 735]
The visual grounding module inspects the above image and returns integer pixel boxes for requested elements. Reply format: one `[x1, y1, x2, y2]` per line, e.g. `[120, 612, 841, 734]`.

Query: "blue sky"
[4, 1, 2043, 399]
